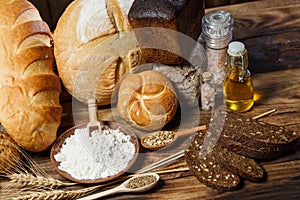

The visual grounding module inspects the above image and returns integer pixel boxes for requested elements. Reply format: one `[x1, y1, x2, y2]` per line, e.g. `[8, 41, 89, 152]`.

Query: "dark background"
[28, 0, 256, 31]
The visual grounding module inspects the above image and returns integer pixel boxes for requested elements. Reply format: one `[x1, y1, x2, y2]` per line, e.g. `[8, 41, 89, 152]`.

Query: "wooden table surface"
[1, 0, 300, 199]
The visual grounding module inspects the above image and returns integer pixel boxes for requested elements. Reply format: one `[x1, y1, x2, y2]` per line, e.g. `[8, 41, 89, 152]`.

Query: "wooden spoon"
[77, 173, 160, 200]
[87, 98, 102, 137]
[141, 125, 206, 150]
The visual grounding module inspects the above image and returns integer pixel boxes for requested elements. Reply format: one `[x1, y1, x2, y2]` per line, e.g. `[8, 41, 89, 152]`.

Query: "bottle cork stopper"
[228, 41, 245, 56]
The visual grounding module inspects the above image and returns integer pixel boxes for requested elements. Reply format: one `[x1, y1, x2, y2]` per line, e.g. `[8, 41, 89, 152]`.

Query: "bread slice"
[209, 111, 299, 151]
[224, 112, 299, 150]
[218, 137, 284, 159]
[185, 132, 240, 190]
[212, 146, 264, 181]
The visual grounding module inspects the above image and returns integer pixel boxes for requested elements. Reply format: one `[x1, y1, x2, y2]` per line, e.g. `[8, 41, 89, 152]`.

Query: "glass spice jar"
[202, 10, 233, 93]
[223, 41, 254, 112]
[201, 71, 215, 111]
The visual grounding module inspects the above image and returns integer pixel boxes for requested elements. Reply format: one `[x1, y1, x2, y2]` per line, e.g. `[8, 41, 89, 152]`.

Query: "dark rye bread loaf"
[128, 0, 204, 65]
[185, 132, 240, 190]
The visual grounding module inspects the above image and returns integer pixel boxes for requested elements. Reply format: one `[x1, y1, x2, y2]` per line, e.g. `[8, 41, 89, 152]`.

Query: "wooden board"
[1, 0, 300, 199]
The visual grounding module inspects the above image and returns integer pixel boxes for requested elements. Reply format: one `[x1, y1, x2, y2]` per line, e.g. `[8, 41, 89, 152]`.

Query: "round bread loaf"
[117, 70, 178, 131]
[54, 0, 142, 105]
[0, 132, 21, 174]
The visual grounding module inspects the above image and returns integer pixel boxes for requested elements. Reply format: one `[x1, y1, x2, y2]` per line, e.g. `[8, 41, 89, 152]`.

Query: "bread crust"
[54, 0, 142, 105]
[0, 0, 62, 152]
[117, 70, 178, 131]
[128, 0, 204, 64]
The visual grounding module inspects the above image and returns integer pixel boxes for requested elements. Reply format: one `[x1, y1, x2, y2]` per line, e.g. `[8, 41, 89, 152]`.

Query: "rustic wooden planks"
[208, 0, 300, 73]
[1, 0, 299, 199]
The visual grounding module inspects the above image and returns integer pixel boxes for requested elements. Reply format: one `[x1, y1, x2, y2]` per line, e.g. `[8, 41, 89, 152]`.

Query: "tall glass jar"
[223, 41, 254, 112]
[202, 10, 233, 93]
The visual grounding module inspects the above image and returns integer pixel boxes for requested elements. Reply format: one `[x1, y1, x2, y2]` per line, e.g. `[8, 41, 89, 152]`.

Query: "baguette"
[0, 0, 62, 152]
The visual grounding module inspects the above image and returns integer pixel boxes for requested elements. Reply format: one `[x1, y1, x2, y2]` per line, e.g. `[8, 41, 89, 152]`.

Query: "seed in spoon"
[126, 174, 158, 189]
[143, 131, 175, 147]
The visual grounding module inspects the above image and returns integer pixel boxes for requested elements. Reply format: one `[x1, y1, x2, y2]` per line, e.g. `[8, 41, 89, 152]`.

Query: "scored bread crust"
[54, 0, 142, 105]
[117, 71, 178, 131]
[0, 0, 62, 152]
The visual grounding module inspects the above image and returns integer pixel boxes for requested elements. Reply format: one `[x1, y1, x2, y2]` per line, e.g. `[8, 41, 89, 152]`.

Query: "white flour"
[54, 127, 136, 180]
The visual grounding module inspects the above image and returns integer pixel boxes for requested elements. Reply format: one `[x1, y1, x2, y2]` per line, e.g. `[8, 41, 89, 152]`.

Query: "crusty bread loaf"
[0, 0, 62, 152]
[54, 0, 143, 105]
[128, 0, 204, 65]
[117, 70, 178, 131]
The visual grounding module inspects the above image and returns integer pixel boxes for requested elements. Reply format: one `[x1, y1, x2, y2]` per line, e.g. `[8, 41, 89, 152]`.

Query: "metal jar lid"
[202, 10, 234, 49]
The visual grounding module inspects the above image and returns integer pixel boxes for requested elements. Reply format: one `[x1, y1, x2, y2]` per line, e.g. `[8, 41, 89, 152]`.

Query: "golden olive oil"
[223, 42, 254, 112]
[224, 75, 254, 112]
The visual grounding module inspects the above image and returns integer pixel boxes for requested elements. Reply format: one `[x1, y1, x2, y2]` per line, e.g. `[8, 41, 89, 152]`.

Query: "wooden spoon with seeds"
[141, 125, 206, 150]
[77, 173, 160, 200]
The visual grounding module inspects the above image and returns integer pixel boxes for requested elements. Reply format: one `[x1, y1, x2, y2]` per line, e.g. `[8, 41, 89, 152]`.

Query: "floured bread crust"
[54, 0, 142, 105]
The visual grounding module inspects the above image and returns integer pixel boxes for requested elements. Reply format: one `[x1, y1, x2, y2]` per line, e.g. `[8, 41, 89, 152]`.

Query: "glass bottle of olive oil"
[223, 41, 254, 112]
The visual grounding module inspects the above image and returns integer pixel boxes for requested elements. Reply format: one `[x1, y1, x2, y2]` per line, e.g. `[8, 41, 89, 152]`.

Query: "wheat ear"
[7, 173, 76, 189]
[0, 140, 77, 189]
[9, 185, 102, 200]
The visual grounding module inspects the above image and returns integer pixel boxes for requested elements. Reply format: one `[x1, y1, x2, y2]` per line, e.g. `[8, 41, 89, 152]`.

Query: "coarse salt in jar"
[201, 71, 215, 110]
[202, 10, 233, 93]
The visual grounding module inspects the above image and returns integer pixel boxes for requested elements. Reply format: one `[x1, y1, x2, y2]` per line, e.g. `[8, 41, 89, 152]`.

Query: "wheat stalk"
[6, 185, 101, 200]
[7, 173, 76, 189]
[0, 139, 77, 190]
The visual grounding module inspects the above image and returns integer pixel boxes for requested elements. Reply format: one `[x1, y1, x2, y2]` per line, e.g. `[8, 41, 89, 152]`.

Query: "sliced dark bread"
[218, 137, 284, 159]
[223, 112, 299, 150]
[209, 111, 299, 151]
[186, 130, 264, 182]
[211, 146, 264, 181]
[185, 132, 240, 190]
